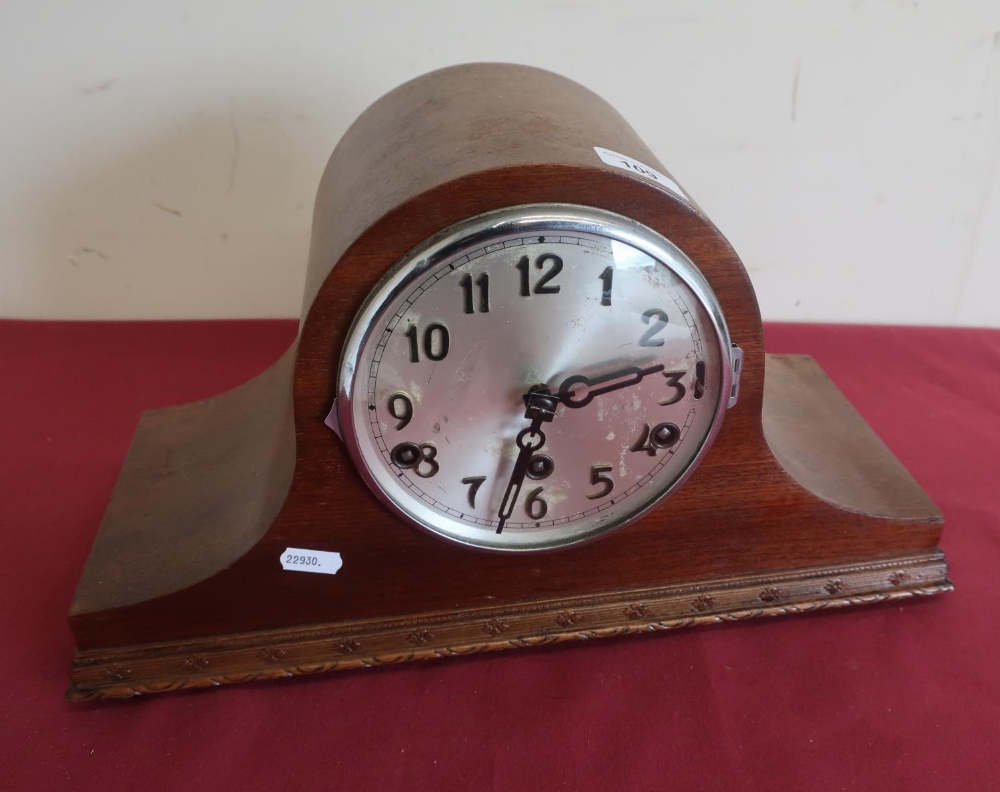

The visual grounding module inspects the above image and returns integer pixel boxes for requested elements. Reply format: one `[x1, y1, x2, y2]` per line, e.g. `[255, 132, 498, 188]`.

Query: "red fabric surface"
[1, 320, 998, 791]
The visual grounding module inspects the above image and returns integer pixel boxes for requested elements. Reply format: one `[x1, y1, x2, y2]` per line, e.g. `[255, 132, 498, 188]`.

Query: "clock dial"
[336, 205, 738, 551]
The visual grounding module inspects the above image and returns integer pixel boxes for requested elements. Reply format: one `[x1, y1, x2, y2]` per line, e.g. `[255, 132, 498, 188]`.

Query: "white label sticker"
[280, 547, 343, 575]
[593, 147, 688, 201]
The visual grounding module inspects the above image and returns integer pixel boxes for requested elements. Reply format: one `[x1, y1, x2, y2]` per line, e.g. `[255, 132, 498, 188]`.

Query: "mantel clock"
[67, 63, 949, 700]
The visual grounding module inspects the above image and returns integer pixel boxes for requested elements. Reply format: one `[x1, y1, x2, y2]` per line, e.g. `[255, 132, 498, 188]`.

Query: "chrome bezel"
[336, 204, 735, 552]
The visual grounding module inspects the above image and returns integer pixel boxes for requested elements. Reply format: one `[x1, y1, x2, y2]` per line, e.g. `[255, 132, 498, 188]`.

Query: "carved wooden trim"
[69, 552, 951, 701]
[67, 63, 947, 704]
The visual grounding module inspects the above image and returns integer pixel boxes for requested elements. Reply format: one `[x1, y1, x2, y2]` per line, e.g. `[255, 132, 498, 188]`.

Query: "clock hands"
[556, 363, 666, 409]
[495, 363, 666, 534]
[496, 388, 558, 534]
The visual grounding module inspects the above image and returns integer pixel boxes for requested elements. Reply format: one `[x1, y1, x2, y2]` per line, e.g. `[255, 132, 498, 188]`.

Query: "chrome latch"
[728, 345, 743, 409]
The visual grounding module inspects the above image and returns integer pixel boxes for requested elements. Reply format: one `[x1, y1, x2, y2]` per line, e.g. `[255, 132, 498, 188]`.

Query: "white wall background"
[1, 0, 998, 326]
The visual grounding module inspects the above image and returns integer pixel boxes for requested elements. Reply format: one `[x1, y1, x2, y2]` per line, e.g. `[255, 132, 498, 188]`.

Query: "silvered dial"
[334, 205, 739, 551]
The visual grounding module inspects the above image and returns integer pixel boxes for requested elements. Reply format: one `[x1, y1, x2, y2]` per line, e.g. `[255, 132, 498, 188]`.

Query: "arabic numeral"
[387, 391, 413, 430]
[587, 464, 614, 500]
[659, 371, 687, 406]
[525, 487, 548, 520]
[630, 422, 680, 456]
[462, 476, 486, 509]
[638, 308, 669, 347]
[459, 273, 490, 314]
[404, 322, 450, 363]
[403, 324, 419, 362]
[517, 253, 563, 296]
[598, 266, 613, 306]
[285, 554, 318, 566]
[390, 441, 440, 478]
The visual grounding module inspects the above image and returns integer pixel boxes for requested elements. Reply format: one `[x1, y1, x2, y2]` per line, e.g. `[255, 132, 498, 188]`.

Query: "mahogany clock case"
[66, 63, 949, 700]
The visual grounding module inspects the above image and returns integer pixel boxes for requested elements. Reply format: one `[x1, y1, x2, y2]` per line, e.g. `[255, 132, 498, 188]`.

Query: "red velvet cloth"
[1, 320, 997, 791]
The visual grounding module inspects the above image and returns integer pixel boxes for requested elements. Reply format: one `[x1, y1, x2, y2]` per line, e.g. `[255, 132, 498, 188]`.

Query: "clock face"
[335, 205, 737, 551]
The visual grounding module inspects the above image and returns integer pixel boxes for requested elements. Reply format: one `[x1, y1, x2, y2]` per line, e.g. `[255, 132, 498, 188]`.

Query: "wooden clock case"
[67, 63, 949, 700]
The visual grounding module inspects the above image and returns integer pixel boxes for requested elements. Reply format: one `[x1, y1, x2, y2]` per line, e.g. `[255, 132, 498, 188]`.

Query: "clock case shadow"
[66, 64, 949, 701]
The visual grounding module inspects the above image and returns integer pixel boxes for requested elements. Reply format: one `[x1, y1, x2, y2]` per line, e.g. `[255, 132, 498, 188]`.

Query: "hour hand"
[557, 363, 666, 409]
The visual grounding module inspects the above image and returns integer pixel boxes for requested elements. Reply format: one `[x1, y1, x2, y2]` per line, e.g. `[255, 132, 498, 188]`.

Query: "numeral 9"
[387, 392, 413, 430]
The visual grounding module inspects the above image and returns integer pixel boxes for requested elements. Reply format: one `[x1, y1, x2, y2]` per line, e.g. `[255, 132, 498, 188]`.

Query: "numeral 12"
[517, 254, 563, 296]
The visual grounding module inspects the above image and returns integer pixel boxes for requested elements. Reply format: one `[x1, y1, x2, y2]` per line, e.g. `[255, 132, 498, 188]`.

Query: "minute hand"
[557, 363, 666, 409]
[496, 389, 558, 535]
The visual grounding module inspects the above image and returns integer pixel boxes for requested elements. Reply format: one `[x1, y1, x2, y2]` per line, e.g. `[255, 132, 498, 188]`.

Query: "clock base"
[67, 354, 949, 700]
[68, 551, 950, 701]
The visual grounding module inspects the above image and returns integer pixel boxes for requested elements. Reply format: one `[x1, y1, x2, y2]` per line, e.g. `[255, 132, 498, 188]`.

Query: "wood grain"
[67, 64, 947, 697]
[763, 354, 941, 519]
[71, 347, 297, 613]
[69, 547, 951, 701]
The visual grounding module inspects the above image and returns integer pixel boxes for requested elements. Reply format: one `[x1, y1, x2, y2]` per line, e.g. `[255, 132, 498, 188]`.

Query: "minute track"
[345, 205, 736, 550]
[368, 235, 705, 529]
